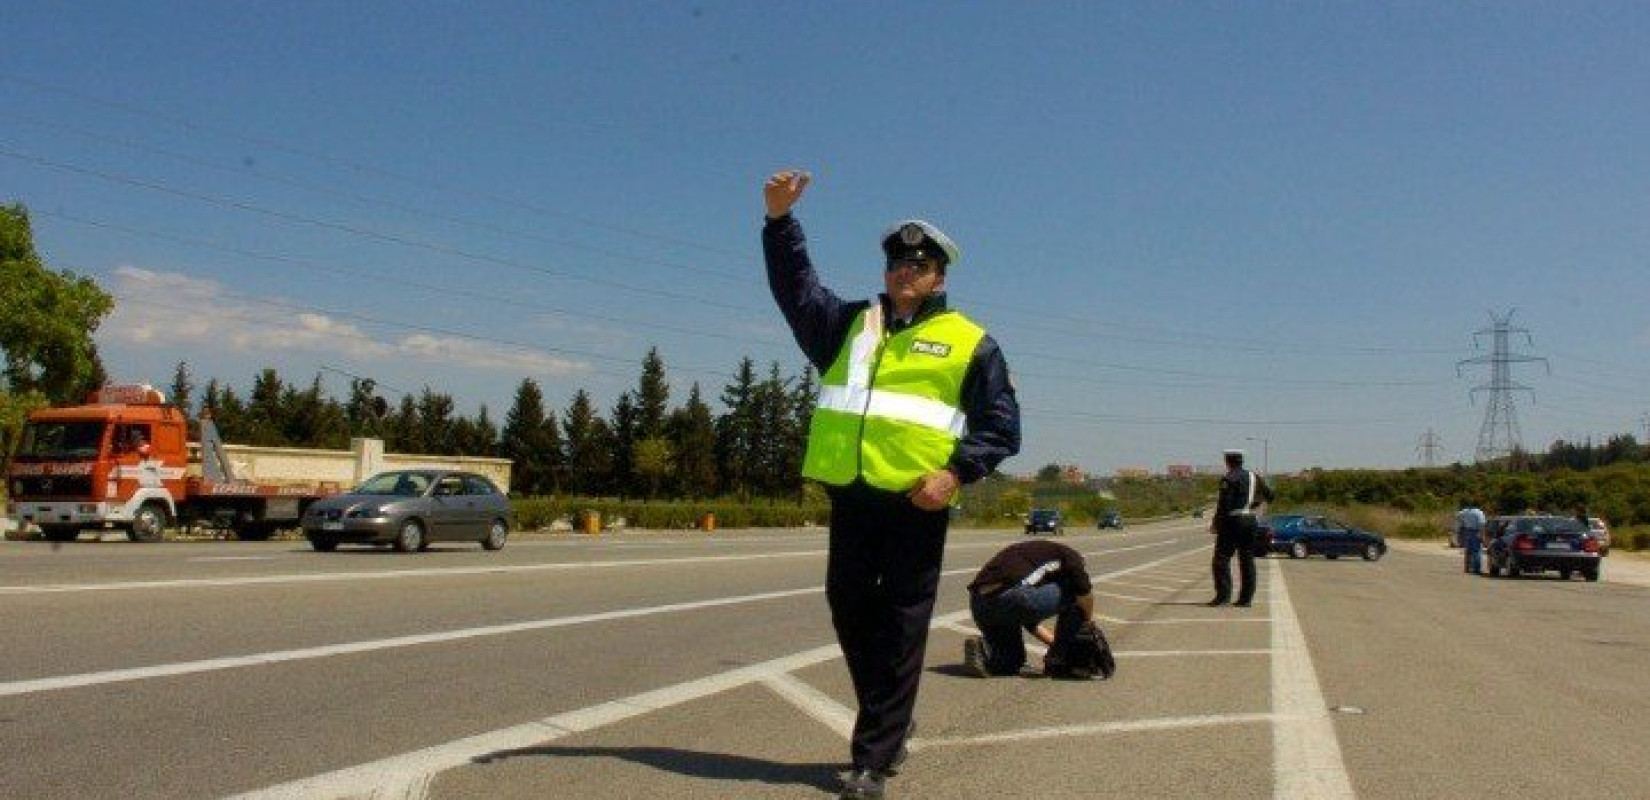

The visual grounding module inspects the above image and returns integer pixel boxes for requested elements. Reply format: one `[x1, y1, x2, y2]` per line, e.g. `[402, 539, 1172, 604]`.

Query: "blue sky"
[4, 2, 1646, 475]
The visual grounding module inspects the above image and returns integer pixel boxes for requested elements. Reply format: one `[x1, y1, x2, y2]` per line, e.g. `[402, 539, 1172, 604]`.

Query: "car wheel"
[1559, 568, 1573, 580]
[309, 535, 339, 552]
[1289, 541, 1308, 559]
[1325, 554, 1339, 560]
[1583, 567, 1600, 582]
[40, 525, 80, 542]
[480, 518, 508, 551]
[1505, 558, 1521, 578]
[394, 519, 425, 553]
[1362, 544, 1382, 562]
[127, 503, 169, 543]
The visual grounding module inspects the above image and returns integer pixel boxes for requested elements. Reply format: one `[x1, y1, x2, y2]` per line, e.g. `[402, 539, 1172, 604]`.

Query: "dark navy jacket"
[762, 213, 1020, 485]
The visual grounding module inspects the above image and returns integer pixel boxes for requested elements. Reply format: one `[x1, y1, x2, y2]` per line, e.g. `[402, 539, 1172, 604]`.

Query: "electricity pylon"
[1457, 310, 1549, 463]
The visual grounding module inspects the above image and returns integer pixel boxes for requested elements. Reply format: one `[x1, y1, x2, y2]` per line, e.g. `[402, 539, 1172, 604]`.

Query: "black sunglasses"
[885, 259, 941, 275]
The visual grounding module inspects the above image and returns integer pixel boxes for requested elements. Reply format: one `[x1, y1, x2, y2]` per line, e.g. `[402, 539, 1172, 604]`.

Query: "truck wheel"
[394, 519, 425, 553]
[127, 503, 169, 543]
[480, 518, 508, 551]
[41, 525, 80, 542]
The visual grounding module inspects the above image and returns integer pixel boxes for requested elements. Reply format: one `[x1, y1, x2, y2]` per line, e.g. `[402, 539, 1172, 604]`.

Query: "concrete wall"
[188, 438, 513, 493]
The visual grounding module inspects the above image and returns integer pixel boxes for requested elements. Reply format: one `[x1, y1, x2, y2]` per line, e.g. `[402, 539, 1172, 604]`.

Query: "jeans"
[969, 583, 1084, 675]
[1461, 531, 1482, 573]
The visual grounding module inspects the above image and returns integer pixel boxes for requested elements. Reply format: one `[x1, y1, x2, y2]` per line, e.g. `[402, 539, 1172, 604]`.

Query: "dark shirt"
[762, 213, 1020, 484]
[1216, 468, 1274, 517]
[967, 539, 1092, 599]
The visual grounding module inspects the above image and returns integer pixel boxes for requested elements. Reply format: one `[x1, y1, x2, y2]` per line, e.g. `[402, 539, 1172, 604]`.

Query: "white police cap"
[881, 219, 961, 268]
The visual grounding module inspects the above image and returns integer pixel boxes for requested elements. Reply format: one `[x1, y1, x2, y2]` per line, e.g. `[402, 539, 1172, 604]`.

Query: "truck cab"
[9, 385, 187, 542]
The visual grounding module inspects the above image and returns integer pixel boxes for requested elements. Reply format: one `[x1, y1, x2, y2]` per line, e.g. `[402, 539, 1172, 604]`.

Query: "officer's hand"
[908, 468, 958, 512]
[764, 170, 811, 218]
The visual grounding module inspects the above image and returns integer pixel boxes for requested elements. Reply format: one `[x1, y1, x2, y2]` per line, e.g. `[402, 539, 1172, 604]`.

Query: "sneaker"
[840, 768, 888, 799]
[963, 637, 989, 678]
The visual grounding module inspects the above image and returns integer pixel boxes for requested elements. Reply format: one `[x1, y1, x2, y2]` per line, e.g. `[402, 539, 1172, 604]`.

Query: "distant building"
[1060, 464, 1086, 484]
[1165, 464, 1195, 479]
[1114, 467, 1151, 479]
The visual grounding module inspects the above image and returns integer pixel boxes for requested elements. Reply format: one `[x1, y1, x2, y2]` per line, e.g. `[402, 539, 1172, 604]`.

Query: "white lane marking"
[761, 673, 857, 740]
[0, 551, 832, 595]
[919, 712, 1277, 749]
[188, 556, 282, 562]
[232, 547, 1206, 799]
[1105, 579, 1185, 592]
[1097, 614, 1269, 625]
[1269, 557, 1356, 799]
[0, 537, 1109, 596]
[1090, 589, 1161, 603]
[0, 540, 1189, 698]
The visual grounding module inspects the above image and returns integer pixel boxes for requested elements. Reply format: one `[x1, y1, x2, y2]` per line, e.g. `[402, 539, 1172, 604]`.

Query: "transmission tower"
[1456, 310, 1549, 463]
[1416, 428, 1443, 467]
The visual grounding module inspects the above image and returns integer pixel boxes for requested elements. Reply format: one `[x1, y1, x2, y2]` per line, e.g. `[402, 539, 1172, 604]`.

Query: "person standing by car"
[763, 170, 1021, 800]
[963, 539, 1096, 677]
[1208, 449, 1273, 607]
[1457, 499, 1488, 574]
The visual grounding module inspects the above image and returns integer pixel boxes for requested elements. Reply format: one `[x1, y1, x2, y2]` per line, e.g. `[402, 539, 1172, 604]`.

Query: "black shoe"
[1234, 600, 1252, 607]
[1205, 598, 1229, 607]
[840, 768, 888, 799]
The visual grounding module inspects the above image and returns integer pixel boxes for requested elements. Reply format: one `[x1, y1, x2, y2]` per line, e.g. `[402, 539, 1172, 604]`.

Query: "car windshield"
[354, 472, 433, 496]
[1030, 510, 1058, 521]
[16, 421, 106, 460]
[1266, 515, 1305, 531]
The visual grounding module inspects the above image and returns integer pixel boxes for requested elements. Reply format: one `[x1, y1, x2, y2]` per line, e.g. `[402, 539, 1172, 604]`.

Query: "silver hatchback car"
[302, 469, 512, 553]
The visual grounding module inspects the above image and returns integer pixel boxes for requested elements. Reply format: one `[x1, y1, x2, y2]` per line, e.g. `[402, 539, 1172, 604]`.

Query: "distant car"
[1261, 514, 1385, 561]
[1024, 508, 1064, 536]
[1097, 510, 1123, 529]
[301, 469, 512, 553]
[1588, 517, 1612, 556]
[1485, 515, 1600, 581]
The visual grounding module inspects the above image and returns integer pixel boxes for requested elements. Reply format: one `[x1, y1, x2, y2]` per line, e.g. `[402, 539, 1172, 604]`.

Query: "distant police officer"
[763, 170, 1020, 800]
[963, 539, 1095, 677]
[1209, 449, 1273, 607]
[1457, 499, 1488, 574]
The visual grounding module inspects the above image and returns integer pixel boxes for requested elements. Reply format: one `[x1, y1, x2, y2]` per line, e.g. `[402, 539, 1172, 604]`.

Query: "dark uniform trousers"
[825, 480, 949, 772]
[1211, 515, 1259, 604]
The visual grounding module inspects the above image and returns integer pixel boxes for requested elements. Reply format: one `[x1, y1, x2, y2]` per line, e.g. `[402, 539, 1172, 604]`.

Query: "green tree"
[501, 379, 560, 495]
[609, 392, 639, 497]
[563, 389, 612, 495]
[169, 361, 196, 418]
[669, 383, 719, 498]
[635, 347, 671, 441]
[633, 436, 675, 499]
[717, 357, 760, 499]
[0, 204, 114, 404]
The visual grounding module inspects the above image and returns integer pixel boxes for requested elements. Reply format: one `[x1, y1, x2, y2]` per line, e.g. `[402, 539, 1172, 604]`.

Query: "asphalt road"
[2, 519, 1647, 799]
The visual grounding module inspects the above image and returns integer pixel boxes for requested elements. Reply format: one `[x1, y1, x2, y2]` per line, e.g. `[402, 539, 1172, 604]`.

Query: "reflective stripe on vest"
[802, 304, 985, 490]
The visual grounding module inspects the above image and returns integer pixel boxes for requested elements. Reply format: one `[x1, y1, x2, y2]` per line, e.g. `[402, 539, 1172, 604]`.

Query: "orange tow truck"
[6, 384, 338, 542]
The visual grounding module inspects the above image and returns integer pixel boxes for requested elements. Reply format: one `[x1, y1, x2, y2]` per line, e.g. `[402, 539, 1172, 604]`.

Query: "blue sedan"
[1261, 514, 1386, 561]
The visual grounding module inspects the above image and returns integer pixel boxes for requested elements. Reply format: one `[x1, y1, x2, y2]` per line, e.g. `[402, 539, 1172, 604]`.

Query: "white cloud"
[100, 266, 588, 376]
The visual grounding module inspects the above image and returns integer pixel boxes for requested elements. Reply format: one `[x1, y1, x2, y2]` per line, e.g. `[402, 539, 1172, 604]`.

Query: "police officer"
[1209, 449, 1273, 607]
[963, 538, 1095, 678]
[763, 170, 1020, 800]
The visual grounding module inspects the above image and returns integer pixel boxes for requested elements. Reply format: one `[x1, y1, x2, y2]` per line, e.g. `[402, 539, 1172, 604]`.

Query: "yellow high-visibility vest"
[802, 303, 985, 491]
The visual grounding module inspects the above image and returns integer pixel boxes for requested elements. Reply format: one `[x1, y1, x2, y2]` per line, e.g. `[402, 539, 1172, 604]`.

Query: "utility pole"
[1457, 310, 1549, 464]
[1417, 428, 1443, 467]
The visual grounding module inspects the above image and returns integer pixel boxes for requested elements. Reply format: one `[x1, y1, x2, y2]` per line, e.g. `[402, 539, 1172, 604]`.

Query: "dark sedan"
[1261, 514, 1386, 561]
[301, 469, 512, 553]
[1485, 515, 1601, 581]
[1024, 508, 1064, 536]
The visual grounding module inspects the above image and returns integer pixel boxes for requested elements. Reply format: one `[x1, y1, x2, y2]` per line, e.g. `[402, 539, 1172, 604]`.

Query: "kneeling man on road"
[964, 539, 1099, 677]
